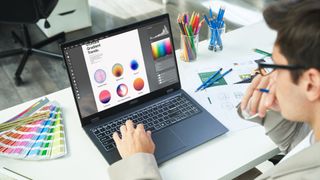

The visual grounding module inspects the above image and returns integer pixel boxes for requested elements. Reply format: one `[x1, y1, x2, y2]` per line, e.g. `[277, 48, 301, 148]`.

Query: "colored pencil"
[177, 12, 204, 61]
[253, 48, 272, 57]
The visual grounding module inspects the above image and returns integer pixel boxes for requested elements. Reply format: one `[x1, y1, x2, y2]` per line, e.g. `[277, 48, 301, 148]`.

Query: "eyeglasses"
[257, 62, 308, 76]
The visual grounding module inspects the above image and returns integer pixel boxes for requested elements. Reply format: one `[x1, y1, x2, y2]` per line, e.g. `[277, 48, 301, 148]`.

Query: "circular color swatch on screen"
[130, 59, 139, 71]
[112, 63, 124, 77]
[133, 78, 144, 91]
[99, 90, 111, 104]
[116, 84, 128, 97]
[94, 69, 106, 83]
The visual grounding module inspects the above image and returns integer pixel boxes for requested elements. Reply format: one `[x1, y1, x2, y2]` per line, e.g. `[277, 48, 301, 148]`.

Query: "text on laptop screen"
[63, 18, 179, 118]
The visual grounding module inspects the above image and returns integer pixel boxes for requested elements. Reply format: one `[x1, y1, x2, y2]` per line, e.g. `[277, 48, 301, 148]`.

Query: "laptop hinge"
[91, 117, 100, 123]
[166, 88, 174, 94]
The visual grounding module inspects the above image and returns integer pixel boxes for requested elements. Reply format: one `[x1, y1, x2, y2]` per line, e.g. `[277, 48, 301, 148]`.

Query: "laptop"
[61, 14, 228, 165]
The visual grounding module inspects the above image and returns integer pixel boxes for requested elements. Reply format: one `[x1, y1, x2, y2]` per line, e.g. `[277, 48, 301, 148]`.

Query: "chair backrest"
[0, 0, 58, 24]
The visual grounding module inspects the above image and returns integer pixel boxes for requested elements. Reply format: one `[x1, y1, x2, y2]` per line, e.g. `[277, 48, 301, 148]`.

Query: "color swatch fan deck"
[0, 98, 67, 160]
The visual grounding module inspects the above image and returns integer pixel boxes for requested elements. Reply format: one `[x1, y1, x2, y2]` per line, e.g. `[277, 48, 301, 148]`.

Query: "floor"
[0, 0, 275, 179]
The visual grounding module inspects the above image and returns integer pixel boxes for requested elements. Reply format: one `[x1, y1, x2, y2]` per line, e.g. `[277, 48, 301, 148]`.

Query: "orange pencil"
[193, 13, 199, 34]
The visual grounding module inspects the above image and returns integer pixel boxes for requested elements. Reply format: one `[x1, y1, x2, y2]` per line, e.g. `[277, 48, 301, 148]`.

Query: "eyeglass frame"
[257, 62, 308, 76]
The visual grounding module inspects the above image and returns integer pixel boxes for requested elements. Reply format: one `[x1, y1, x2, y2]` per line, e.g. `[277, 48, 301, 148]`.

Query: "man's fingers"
[125, 120, 134, 132]
[136, 124, 145, 131]
[258, 92, 269, 118]
[146, 131, 155, 148]
[120, 124, 127, 135]
[265, 82, 276, 107]
[241, 75, 262, 110]
[249, 76, 270, 114]
[258, 81, 274, 117]
[113, 132, 121, 145]
[249, 92, 262, 115]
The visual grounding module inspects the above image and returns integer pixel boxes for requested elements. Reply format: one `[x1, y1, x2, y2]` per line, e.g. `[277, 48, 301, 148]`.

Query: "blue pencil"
[203, 14, 211, 28]
[195, 68, 223, 92]
[201, 68, 233, 90]
[217, 7, 225, 22]
[256, 88, 269, 93]
[212, 22, 222, 48]
[209, 6, 213, 19]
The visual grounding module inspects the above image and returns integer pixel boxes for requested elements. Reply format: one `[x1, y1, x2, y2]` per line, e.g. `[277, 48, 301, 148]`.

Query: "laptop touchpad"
[153, 128, 186, 159]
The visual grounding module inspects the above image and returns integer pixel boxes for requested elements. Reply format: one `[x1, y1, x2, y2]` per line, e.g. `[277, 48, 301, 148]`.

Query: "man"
[108, 0, 320, 179]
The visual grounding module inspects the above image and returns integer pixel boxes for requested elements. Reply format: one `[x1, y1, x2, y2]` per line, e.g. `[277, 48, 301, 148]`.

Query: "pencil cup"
[208, 25, 225, 52]
[180, 34, 199, 62]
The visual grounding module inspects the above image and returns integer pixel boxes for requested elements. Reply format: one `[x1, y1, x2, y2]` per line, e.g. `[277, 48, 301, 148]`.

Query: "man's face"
[271, 45, 307, 121]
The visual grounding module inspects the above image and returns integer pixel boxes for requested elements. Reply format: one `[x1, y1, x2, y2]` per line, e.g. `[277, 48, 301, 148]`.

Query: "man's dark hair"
[263, 0, 320, 83]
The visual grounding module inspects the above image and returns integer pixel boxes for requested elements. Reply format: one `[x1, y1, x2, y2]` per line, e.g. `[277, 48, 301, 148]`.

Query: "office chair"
[0, 0, 65, 85]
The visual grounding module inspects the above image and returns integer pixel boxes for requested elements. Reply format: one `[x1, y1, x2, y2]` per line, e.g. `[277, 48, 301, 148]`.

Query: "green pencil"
[253, 48, 272, 57]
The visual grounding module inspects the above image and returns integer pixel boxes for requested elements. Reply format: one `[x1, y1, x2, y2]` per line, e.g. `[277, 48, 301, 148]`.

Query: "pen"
[195, 68, 223, 92]
[233, 77, 253, 84]
[233, 73, 258, 84]
[256, 88, 270, 93]
[3, 167, 32, 180]
[253, 48, 272, 57]
[201, 68, 233, 90]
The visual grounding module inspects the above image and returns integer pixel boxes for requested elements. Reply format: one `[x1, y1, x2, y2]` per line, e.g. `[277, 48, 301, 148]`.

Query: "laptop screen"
[62, 14, 180, 120]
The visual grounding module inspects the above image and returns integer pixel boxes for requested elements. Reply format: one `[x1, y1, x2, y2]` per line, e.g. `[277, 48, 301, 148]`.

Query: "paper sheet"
[203, 84, 257, 131]
[202, 58, 262, 131]
[185, 56, 272, 131]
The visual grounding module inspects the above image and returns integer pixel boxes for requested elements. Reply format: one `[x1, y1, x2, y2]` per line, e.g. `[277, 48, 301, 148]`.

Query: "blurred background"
[0, 0, 275, 111]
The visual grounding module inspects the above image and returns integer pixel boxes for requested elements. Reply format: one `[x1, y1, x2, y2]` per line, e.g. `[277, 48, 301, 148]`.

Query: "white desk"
[0, 21, 279, 180]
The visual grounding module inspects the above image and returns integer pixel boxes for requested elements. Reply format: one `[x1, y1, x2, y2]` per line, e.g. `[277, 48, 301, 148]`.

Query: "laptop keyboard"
[90, 95, 201, 152]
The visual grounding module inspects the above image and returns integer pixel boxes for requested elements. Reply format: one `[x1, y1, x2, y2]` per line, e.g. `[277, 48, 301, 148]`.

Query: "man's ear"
[302, 68, 320, 101]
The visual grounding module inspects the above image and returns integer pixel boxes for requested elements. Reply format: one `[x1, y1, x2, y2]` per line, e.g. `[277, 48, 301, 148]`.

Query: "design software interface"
[64, 18, 179, 118]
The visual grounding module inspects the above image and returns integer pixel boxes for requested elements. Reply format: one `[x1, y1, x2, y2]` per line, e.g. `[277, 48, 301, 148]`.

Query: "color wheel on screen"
[112, 63, 124, 77]
[94, 69, 106, 83]
[99, 90, 111, 104]
[117, 84, 128, 97]
[130, 59, 139, 70]
[133, 78, 144, 91]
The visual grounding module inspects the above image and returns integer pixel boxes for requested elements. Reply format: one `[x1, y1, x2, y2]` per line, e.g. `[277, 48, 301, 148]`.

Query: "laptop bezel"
[61, 14, 182, 126]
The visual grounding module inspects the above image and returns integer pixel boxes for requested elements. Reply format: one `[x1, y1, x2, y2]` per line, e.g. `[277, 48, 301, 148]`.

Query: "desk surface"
[0, 21, 279, 180]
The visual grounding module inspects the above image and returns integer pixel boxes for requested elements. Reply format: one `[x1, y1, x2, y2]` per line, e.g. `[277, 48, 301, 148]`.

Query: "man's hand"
[241, 74, 280, 118]
[113, 120, 155, 159]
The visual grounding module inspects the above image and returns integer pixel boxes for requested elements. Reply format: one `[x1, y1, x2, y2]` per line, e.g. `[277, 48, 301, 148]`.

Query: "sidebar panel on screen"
[64, 46, 98, 118]
[138, 20, 179, 92]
